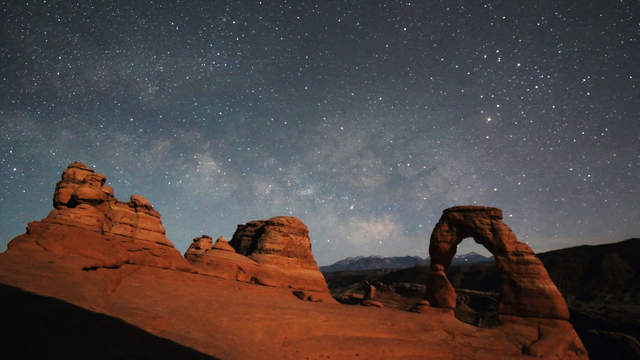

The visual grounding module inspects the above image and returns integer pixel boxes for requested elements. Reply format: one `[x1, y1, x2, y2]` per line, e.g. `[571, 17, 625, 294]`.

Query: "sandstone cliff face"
[426, 205, 570, 320]
[184, 217, 334, 302]
[7, 162, 190, 271]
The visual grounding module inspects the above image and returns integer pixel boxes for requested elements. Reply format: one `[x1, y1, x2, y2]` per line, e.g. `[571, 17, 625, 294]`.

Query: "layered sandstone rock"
[7, 162, 190, 271]
[229, 216, 331, 293]
[231, 217, 321, 269]
[184, 217, 334, 302]
[184, 235, 214, 258]
[184, 235, 261, 283]
[426, 205, 570, 320]
[212, 236, 234, 252]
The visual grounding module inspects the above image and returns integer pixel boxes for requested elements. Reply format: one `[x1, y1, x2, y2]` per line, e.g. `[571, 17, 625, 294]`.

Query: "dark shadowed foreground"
[0, 283, 216, 360]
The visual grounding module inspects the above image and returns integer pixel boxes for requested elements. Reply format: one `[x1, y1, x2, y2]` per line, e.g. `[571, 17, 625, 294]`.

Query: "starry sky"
[1, 1, 638, 265]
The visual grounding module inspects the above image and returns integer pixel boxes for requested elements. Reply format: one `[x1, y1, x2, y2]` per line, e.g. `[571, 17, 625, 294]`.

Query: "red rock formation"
[7, 162, 190, 271]
[229, 216, 332, 294]
[0, 167, 589, 359]
[184, 235, 214, 258]
[212, 236, 234, 252]
[230, 217, 321, 270]
[426, 205, 570, 320]
[183, 217, 334, 302]
[184, 234, 261, 283]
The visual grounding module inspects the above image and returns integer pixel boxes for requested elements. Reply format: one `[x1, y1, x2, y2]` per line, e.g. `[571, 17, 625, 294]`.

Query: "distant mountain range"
[320, 252, 491, 272]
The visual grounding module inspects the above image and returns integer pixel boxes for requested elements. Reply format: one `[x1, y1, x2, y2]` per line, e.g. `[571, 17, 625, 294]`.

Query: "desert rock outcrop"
[0, 165, 588, 359]
[229, 216, 332, 294]
[184, 217, 334, 302]
[7, 162, 190, 271]
[184, 234, 261, 284]
[184, 235, 214, 258]
[212, 236, 234, 251]
[426, 205, 570, 320]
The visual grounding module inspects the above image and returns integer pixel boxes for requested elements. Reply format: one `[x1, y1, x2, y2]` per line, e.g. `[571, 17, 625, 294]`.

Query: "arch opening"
[447, 237, 500, 328]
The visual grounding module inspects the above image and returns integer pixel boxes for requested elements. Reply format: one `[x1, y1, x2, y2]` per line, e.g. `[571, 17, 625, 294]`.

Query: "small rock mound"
[184, 235, 214, 259]
[212, 236, 234, 252]
[7, 162, 190, 271]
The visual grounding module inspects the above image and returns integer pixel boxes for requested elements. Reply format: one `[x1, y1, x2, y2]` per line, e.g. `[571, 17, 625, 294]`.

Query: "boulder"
[7, 162, 190, 271]
[426, 205, 570, 320]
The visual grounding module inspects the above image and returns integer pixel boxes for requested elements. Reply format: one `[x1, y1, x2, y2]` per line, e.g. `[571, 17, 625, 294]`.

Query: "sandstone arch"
[426, 205, 570, 320]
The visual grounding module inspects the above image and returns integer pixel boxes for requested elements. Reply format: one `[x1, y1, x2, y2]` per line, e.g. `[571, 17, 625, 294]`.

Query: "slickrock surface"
[184, 217, 334, 302]
[427, 205, 570, 320]
[6, 162, 190, 271]
[0, 251, 588, 360]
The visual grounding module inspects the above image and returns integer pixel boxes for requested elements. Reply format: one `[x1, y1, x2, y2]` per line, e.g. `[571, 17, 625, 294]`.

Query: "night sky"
[1, 1, 638, 265]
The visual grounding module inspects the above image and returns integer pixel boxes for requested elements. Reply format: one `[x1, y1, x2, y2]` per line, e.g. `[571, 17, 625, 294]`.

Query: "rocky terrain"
[325, 238, 640, 359]
[0, 162, 589, 359]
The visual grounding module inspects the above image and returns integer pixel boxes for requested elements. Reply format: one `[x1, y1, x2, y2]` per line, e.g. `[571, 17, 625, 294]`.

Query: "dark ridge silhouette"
[0, 283, 217, 360]
[320, 252, 491, 272]
[320, 255, 428, 272]
[539, 238, 640, 302]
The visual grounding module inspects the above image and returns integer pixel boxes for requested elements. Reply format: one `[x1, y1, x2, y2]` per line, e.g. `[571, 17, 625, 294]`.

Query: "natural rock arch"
[426, 205, 569, 320]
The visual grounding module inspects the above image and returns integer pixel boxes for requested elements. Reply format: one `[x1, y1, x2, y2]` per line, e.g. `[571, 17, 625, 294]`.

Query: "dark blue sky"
[1, 0, 638, 265]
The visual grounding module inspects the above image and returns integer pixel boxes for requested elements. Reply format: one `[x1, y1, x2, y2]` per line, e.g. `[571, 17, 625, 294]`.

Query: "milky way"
[1, 1, 638, 264]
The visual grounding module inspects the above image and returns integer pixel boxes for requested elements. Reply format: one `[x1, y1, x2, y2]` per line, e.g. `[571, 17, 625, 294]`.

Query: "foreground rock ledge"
[0, 163, 588, 359]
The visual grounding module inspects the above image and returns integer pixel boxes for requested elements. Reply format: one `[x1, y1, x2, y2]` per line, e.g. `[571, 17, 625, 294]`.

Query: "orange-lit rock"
[0, 166, 588, 359]
[184, 217, 334, 302]
[7, 162, 190, 271]
[426, 205, 570, 320]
